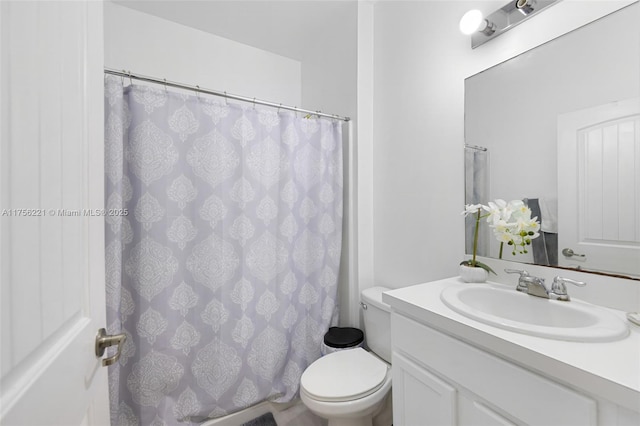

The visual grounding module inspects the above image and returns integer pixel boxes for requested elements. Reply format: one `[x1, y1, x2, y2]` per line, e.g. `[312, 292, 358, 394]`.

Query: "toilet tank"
[361, 286, 392, 363]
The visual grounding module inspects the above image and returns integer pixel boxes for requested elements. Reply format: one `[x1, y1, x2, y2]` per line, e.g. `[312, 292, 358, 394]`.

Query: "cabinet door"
[459, 396, 517, 426]
[393, 352, 456, 426]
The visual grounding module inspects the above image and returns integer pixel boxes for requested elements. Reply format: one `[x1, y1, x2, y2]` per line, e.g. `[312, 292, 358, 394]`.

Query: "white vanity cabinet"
[391, 312, 639, 426]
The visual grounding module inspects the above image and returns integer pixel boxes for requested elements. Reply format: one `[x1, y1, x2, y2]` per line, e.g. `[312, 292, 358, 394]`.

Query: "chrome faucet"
[504, 269, 535, 293]
[549, 276, 587, 301]
[504, 269, 586, 301]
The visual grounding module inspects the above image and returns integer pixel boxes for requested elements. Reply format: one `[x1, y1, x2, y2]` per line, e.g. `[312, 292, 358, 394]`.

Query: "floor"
[241, 401, 326, 426]
[242, 412, 277, 426]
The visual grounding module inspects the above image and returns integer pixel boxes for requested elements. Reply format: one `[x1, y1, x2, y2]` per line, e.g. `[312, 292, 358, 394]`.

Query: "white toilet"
[300, 287, 392, 426]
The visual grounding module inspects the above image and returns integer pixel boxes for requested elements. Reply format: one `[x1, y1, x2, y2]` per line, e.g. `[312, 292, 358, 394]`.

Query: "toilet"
[300, 287, 392, 426]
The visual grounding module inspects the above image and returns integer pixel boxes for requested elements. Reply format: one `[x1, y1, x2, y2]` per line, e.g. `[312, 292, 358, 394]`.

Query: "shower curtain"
[464, 146, 489, 256]
[104, 76, 343, 425]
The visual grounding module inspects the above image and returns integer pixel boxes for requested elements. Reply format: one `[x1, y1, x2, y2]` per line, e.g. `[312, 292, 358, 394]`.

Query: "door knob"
[95, 328, 126, 367]
[561, 248, 586, 258]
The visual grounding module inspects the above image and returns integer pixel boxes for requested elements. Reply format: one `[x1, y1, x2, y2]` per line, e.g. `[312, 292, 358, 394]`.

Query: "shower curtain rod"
[464, 144, 488, 151]
[104, 68, 351, 122]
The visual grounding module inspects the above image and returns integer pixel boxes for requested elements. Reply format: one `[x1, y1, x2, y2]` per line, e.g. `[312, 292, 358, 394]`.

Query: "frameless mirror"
[465, 3, 639, 279]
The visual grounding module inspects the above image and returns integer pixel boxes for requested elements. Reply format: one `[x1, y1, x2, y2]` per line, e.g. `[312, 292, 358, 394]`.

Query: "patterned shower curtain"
[104, 76, 343, 425]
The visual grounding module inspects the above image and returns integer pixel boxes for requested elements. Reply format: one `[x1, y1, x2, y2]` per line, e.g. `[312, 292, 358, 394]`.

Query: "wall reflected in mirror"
[464, 3, 639, 279]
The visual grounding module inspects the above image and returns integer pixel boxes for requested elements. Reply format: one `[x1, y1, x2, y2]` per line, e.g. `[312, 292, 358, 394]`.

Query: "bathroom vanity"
[383, 278, 640, 426]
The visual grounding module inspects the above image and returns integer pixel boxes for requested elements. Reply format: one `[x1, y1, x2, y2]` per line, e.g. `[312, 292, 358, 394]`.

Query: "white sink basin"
[440, 284, 629, 342]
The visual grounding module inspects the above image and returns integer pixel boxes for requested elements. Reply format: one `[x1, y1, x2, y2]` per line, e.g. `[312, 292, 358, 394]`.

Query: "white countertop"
[382, 277, 640, 412]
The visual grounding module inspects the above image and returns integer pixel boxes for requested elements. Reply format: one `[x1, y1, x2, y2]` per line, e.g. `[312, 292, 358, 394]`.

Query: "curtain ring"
[252, 97, 256, 109]
[195, 85, 200, 99]
[224, 91, 228, 105]
[127, 70, 133, 86]
[163, 78, 168, 92]
[277, 103, 282, 114]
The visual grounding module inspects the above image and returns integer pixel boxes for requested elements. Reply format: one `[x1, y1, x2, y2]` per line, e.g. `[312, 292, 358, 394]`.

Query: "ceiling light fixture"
[516, 0, 537, 16]
[460, 0, 560, 49]
[459, 10, 496, 36]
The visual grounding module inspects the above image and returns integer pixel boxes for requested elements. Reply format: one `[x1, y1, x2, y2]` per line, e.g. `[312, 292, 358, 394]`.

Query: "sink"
[440, 284, 629, 342]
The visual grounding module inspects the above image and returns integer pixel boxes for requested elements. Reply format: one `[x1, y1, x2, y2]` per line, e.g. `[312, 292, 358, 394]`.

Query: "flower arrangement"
[462, 199, 541, 275]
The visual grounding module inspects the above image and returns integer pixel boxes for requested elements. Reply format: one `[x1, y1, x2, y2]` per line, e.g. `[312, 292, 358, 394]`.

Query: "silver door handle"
[95, 328, 126, 367]
[562, 248, 586, 258]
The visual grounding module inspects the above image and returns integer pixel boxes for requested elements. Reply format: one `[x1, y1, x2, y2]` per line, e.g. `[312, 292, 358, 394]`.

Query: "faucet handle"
[504, 269, 530, 292]
[504, 268, 529, 277]
[550, 276, 586, 301]
[552, 276, 586, 289]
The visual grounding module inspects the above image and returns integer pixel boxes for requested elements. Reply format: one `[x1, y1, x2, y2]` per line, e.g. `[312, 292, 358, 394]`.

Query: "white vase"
[459, 264, 488, 283]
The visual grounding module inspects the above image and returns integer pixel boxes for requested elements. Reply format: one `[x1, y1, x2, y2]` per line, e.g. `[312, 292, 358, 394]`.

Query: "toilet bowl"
[300, 287, 392, 426]
[300, 348, 391, 426]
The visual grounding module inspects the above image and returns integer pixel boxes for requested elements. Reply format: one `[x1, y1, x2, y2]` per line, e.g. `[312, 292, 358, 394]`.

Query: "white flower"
[462, 204, 483, 217]
[514, 215, 539, 233]
[489, 202, 540, 256]
[464, 198, 541, 259]
[483, 199, 507, 224]
[509, 200, 529, 220]
[492, 219, 516, 242]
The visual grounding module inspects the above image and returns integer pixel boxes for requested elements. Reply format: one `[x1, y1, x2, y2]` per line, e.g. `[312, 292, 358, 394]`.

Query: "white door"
[557, 98, 640, 277]
[1, 1, 110, 425]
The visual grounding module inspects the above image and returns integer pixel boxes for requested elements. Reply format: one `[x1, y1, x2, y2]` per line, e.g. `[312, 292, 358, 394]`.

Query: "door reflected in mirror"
[464, 3, 640, 279]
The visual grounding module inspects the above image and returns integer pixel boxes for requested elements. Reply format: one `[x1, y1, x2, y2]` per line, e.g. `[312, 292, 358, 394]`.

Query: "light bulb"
[459, 10, 484, 35]
[516, 0, 536, 15]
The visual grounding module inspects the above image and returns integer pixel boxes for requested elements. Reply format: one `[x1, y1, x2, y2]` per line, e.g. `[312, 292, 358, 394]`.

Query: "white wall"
[372, 1, 471, 290]
[355, 1, 375, 327]
[299, 2, 357, 117]
[104, 2, 301, 105]
[366, 0, 637, 291]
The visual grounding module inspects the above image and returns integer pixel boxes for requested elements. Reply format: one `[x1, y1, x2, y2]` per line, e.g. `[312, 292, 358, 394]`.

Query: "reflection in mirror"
[464, 3, 640, 279]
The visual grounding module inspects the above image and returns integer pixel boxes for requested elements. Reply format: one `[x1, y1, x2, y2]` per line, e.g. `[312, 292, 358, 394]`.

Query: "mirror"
[465, 3, 639, 279]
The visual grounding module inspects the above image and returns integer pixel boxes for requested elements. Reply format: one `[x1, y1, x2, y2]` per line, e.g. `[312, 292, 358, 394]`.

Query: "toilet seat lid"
[301, 348, 388, 402]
